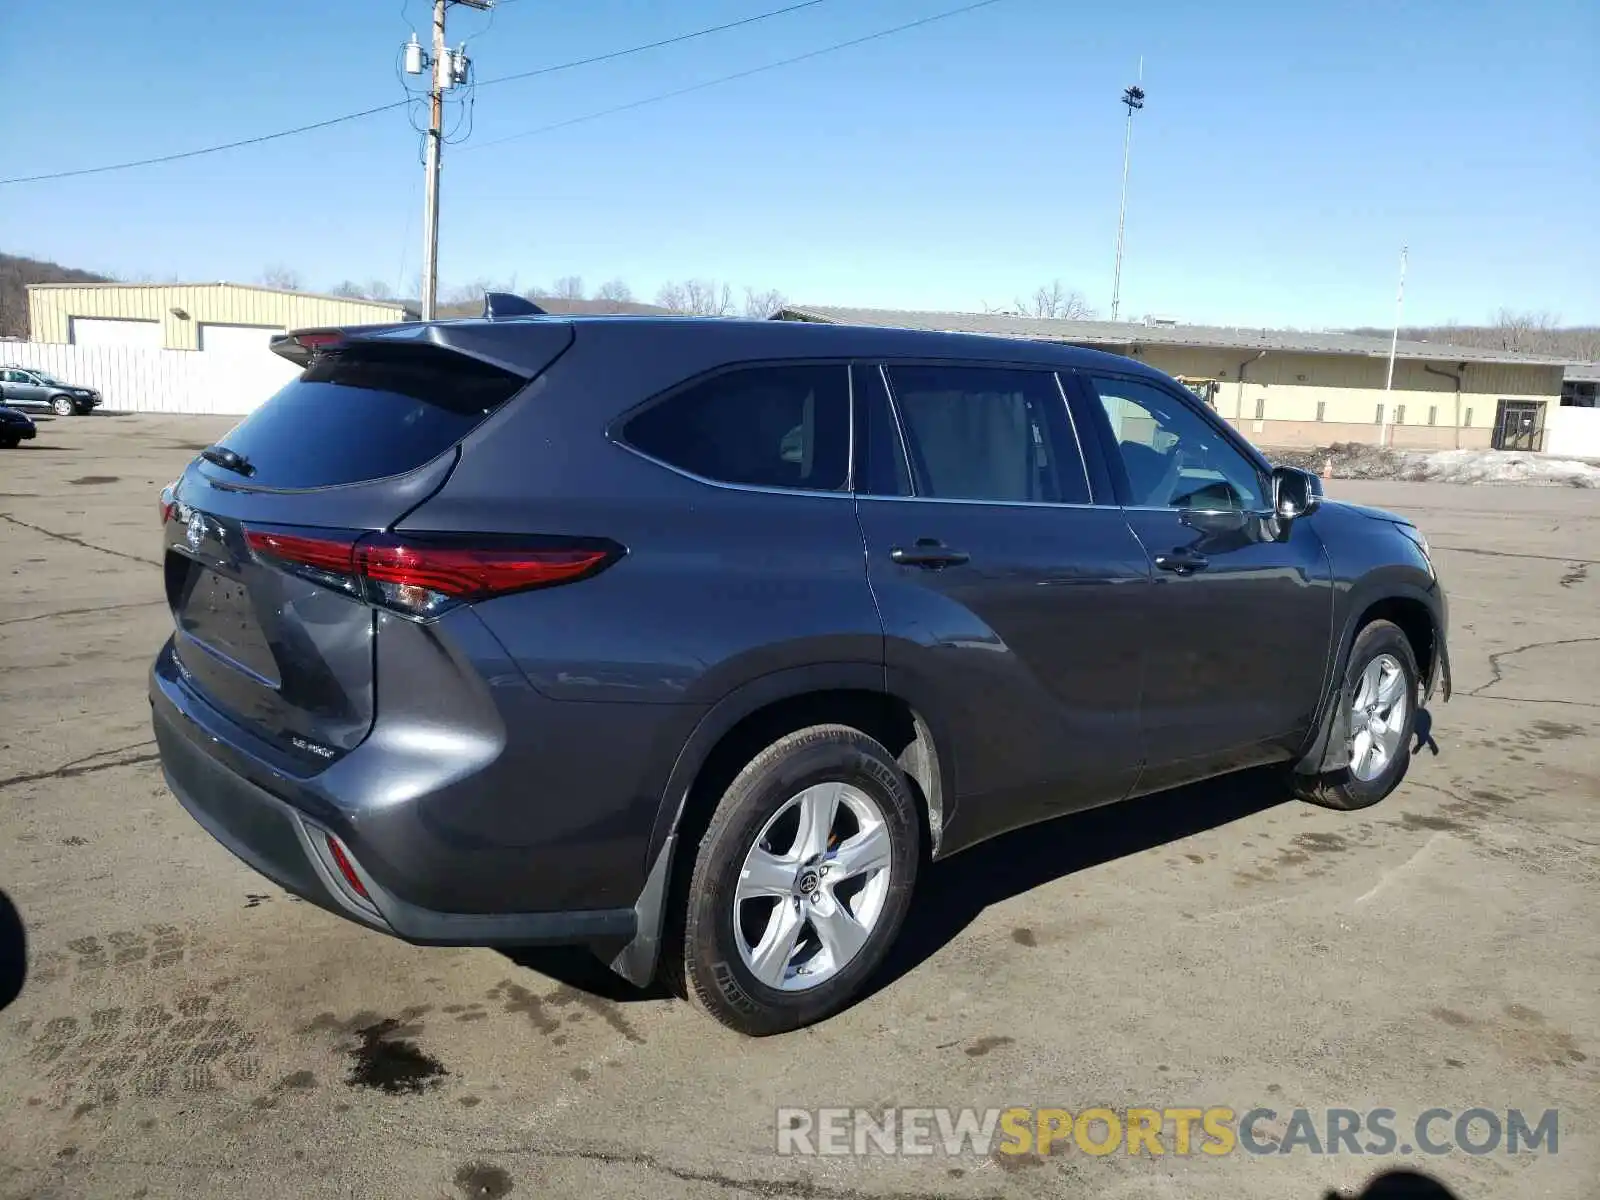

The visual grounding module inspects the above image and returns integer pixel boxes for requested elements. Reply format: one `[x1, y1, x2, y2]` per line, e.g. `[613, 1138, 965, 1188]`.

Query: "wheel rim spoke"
[810, 893, 869, 969]
[737, 847, 796, 903]
[792, 783, 841, 862]
[747, 900, 805, 987]
[827, 822, 891, 882]
[1376, 664, 1404, 707]
[1350, 728, 1373, 778]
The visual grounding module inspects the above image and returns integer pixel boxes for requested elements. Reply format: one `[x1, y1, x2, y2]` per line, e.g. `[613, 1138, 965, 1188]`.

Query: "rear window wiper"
[200, 444, 256, 477]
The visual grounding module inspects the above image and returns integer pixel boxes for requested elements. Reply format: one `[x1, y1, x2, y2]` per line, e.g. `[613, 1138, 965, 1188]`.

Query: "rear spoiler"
[269, 323, 413, 369]
[272, 296, 550, 368]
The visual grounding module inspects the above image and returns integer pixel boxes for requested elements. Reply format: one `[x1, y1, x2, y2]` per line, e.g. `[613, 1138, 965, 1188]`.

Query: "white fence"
[1, 340, 299, 415]
[1544, 405, 1600, 460]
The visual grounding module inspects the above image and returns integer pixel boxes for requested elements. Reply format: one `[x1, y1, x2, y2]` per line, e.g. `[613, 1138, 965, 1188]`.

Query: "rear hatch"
[161, 325, 570, 767]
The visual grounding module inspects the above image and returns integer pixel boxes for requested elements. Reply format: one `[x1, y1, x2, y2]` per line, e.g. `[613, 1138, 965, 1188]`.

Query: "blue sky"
[3, 0, 1596, 328]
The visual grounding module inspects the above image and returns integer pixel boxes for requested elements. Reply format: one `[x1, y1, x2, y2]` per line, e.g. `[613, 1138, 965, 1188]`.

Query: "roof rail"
[483, 292, 546, 320]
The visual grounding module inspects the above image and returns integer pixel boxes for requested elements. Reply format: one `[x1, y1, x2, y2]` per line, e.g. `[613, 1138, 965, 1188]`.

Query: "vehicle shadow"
[503, 709, 1444, 1009]
[867, 765, 1289, 998]
[0, 889, 26, 1014]
[1326, 1169, 1461, 1199]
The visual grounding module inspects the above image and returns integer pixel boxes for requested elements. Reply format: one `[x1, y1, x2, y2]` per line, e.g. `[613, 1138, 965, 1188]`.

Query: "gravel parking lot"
[2, 415, 1595, 1200]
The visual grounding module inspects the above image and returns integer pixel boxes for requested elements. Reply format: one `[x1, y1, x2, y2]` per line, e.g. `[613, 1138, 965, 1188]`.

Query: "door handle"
[1154, 549, 1209, 575]
[891, 541, 970, 569]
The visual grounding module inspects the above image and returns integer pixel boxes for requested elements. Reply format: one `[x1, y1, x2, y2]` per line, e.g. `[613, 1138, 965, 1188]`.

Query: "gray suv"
[0, 366, 101, 415]
[152, 315, 1449, 1035]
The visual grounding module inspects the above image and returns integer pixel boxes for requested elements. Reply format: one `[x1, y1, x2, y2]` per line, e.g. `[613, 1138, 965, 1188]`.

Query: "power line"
[0, 0, 836, 186]
[464, 0, 1008, 152]
[473, 0, 829, 91]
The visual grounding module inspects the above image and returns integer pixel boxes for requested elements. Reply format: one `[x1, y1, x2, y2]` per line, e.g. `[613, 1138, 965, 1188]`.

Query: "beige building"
[779, 306, 1568, 452]
[27, 282, 415, 355]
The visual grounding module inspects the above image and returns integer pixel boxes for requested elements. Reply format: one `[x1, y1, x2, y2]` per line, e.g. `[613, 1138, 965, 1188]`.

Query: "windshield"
[35, 373, 65, 385]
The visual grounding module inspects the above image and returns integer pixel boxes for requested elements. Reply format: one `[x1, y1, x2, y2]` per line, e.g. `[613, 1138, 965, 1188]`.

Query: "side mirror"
[1272, 465, 1323, 520]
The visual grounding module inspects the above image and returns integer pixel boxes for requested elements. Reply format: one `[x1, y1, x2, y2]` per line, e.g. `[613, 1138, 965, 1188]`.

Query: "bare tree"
[330, 280, 367, 298]
[596, 278, 634, 304]
[365, 279, 395, 301]
[654, 279, 733, 316]
[1015, 280, 1094, 320]
[550, 275, 585, 301]
[742, 287, 787, 320]
[260, 265, 303, 291]
[1493, 308, 1563, 354]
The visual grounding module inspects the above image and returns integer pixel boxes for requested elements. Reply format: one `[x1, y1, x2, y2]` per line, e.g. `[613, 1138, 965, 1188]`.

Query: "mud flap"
[1425, 628, 1452, 704]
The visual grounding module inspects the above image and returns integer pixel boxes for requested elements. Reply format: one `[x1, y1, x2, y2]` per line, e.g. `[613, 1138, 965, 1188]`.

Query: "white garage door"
[199, 323, 284, 358]
[69, 316, 162, 348]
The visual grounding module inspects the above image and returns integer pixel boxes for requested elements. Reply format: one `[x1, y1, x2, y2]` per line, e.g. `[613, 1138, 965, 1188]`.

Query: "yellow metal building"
[27, 282, 415, 353]
[779, 306, 1568, 451]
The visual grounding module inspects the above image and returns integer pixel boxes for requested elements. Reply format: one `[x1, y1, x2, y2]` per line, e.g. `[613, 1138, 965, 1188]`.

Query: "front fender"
[1295, 568, 1447, 776]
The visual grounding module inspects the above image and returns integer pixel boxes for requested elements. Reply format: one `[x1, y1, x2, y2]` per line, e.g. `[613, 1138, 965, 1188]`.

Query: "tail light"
[159, 480, 178, 524]
[244, 528, 623, 619]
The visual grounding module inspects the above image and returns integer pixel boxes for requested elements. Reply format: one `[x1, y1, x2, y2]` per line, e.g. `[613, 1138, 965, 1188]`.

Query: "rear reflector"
[325, 834, 370, 900]
[243, 528, 622, 619]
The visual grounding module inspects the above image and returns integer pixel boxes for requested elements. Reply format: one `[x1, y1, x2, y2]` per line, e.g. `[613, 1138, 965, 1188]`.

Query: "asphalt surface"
[1, 415, 1595, 1200]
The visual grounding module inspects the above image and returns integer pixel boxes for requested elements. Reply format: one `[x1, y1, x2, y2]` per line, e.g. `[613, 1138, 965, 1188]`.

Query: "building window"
[1316, 401, 1326, 422]
[1375, 403, 1384, 425]
[1395, 404, 1406, 425]
[1428, 406, 1438, 426]
[1464, 407, 1473, 427]
[1253, 397, 1265, 420]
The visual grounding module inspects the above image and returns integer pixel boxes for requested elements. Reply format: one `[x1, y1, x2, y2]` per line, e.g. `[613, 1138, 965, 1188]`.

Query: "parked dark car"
[0, 405, 37, 448]
[151, 315, 1449, 1035]
[0, 366, 101, 415]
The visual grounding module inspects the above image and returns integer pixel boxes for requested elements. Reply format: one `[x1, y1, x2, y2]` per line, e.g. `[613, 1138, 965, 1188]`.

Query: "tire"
[680, 724, 920, 1035]
[1295, 619, 1419, 810]
[0, 436, 18, 450]
[51, 396, 74, 417]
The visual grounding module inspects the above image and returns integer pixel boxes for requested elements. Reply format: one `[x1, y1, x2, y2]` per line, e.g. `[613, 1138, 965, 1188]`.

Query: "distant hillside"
[0, 253, 110, 339]
[1346, 321, 1600, 362]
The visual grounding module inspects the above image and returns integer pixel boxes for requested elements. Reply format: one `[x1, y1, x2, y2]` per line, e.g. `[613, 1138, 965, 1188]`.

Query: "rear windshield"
[206, 343, 524, 489]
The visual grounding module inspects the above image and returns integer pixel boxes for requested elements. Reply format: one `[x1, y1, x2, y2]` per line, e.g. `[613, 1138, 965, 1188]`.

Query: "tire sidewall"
[52, 396, 73, 417]
[686, 732, 919, 1034]
[1332, 622, 1419, 804]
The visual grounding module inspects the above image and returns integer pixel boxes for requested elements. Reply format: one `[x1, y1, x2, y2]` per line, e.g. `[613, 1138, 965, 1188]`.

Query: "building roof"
[26, 279, 415, 313]
[778, 306, 1573, 368]
[1565, 362, 1600, 384]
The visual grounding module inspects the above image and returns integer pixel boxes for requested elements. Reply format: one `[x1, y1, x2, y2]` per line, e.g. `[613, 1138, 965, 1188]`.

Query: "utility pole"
[408, 1, 486, 321]
[1110, 62, 1145, 323]
[1381, 245, 1408, 447]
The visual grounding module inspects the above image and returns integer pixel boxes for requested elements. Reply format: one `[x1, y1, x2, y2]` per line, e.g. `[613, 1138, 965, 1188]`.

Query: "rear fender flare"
[611, 662, 955, 986]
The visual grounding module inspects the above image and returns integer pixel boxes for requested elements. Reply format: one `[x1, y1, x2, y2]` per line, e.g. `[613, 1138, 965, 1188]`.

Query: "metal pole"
[420, 0, 447, 321]
[1381, 245, 1407, 446]
[1111, 103, 1133, 322]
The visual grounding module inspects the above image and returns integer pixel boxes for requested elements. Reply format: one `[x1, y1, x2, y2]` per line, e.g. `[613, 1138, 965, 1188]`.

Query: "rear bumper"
[152, 654, 637, 948]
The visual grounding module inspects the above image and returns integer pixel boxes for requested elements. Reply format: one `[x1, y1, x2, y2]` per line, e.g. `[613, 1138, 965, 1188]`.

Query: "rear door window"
[884, 365, 1089, 504]
[205, 343, 526, 489]
[622, 364, 850, 491]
